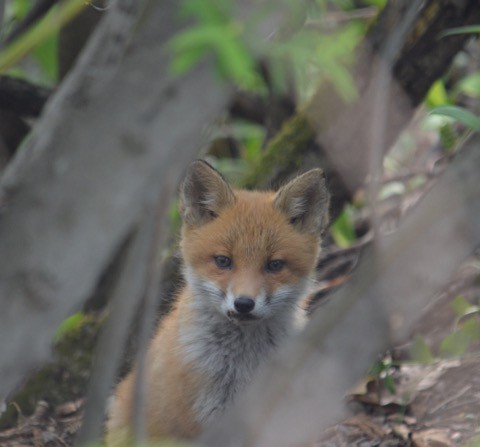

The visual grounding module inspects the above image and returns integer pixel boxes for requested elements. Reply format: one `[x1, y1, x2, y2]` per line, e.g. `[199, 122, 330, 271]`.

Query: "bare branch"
[0, 0, 231, 400]
[202, 134, 480, 446]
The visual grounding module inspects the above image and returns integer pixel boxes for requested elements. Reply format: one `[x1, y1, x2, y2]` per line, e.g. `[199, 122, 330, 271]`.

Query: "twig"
[131, 179, 178, 444]
[305, 7, 377, 29]
[427, 385, 471, 416]
[74, 220, 154, 447]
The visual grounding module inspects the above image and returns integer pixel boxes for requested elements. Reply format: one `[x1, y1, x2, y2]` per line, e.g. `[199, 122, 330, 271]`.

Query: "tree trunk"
[0, 0, 231, 400]
[244, 0, 480, 218]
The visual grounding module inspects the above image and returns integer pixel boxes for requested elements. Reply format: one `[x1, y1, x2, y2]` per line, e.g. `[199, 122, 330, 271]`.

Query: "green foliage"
[0, 0, 86, 81]
[451, 294, 474, 318]
[370, 355, 395, 394]
[231, 121, 265, 164]
[54, 312, 86, 341]
[363, 0, 387, 7]
[439, 329, 472, 358]
[32, 33, 58, 83]
[409, 335, 435, 364]
[439, 25, 480, 39]
[430, 106, 480, 133]
[280, 22, 364, 102]
[8, 0, 30, 18]
[170, 0, 366, 100]
[409, 296, 480, 361]
[439, 295, 480, 358]
[207, 156, 248, 184]
[456, 72, 480, 99]
[169, 0, 260, 89]
[425, 80, 451, 108]
[330, 206, 356, 248]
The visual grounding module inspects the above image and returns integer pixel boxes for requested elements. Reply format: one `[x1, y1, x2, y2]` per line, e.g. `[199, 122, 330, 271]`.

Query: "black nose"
[234, 296, 255, 314]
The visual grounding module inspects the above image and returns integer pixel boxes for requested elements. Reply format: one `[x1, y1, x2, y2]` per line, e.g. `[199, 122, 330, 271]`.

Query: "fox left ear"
[179, 160, 236, 227]
[274, 169, 330, 235]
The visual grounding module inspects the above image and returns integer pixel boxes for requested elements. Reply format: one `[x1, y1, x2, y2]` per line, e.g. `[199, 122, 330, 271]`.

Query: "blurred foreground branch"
[203, 134, 480, 446]
[0, 0, 231, 400]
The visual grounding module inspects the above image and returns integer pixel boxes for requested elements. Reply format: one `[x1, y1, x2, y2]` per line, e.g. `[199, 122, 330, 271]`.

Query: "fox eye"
[266, 259, 285, 273]
[214, 255, 232, 269]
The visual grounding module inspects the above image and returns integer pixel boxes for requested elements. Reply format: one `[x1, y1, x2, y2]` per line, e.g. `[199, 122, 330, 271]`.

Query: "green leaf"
[379, 181, 405, 200]
[33, 33, 58, 84]
[439, 330, 470, 357]
[363, 0, 387, 7]
[330, 206, 356, 248]
[180, 0, 231, 24]
[425, 80, 450, 107]
[384, 375, 396, 394]
[169, 22, 257, 88]
[461, 316, 480, 342]
[409, 335, 434, 363]
[439, 25, 480, 39]
[451, 295, 472, 318]
[456, 72, 480, 99]
[54, 312, 85, 341]
[439, 123, 456, 151]
[430, 106, 480, 132]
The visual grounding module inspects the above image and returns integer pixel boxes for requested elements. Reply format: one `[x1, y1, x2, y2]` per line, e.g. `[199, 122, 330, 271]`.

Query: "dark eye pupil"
[267, 259, 284, 272]
[214, 255, 232, 269]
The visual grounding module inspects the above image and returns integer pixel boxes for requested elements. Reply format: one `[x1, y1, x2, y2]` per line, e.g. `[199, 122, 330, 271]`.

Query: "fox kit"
[106, 160, 329, 444]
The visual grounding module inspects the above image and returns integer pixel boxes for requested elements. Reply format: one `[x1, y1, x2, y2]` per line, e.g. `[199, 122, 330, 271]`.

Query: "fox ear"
[179, 160, 235, 226]
[274, 169, 330, 235]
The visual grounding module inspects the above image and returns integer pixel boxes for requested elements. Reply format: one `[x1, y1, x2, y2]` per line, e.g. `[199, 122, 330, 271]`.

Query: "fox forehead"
[182, 189, 319, 272]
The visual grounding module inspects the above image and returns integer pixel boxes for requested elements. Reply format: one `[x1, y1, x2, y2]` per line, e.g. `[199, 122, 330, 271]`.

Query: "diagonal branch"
[202, 134, 480, 446]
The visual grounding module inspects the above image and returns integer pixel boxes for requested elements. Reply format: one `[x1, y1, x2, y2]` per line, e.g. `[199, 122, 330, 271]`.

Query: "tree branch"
[243, 0, 480, 218]
[0, 0, 231, 400]
[203, 133, 480, 446]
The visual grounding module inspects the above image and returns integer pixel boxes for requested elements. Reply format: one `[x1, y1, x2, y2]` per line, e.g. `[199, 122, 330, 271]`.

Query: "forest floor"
[1, 116, 480, 447]
[1, 249, 479, 447]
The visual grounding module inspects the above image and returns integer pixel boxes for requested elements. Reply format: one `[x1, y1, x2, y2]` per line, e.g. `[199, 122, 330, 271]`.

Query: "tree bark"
[244, 0, 480, 218]
[0, 0, 231, 400]
[203, 132, 480, 447]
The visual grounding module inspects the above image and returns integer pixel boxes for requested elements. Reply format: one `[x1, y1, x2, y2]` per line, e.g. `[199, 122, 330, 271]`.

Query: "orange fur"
[106, 162, 329, 445]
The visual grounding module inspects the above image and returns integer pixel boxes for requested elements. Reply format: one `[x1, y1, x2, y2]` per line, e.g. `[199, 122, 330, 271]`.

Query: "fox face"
[179, 161, 329, 325]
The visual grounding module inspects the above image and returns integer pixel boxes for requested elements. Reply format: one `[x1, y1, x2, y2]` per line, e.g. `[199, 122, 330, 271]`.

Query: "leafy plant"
[54, 312, 86, 342]
[409, 296, 480, 361]
[370, 354, 396, 394]
[430, 106, 480, 133]
[168, 0, 260, 88]
[0, 0, 87, 82]
[170, 0, 366, 99]
[439, 25, 480, 39]
[330, 205, 356, 248]
[440, 295, 480, 358]
[409, 335, 435, 364]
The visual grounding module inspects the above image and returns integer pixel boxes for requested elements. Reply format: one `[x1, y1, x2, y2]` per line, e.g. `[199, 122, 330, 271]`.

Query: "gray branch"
[202, 135, 480, 446]
[0, 0, 231, 400]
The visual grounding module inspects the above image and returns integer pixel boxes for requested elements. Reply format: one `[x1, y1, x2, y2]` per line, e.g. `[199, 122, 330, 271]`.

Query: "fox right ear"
[179, 160, 236, 226]
[274, 168, 330, 235]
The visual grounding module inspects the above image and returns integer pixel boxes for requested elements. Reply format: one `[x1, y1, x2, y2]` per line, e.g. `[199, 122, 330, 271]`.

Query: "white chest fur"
[178, 307, 292, 426]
